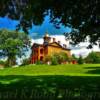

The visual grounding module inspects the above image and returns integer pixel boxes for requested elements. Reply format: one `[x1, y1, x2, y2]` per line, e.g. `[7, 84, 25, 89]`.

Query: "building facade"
[30, 32, 71, 64]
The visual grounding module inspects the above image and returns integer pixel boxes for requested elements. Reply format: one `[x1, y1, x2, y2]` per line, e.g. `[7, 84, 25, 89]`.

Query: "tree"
[72, 54, 77, 60]
[0, 0, 100, 45]
[51, 52, 69, 65]
[58, 52, 69, 63]
[77, 55, 84, 64]
[85, 52, 100, 64]
[20, 58, 30, 66]
[0, 29, 30, 66]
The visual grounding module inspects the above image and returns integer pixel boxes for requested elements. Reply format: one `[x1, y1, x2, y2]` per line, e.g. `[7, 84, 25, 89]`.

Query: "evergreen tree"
[78, 55, 84, 64]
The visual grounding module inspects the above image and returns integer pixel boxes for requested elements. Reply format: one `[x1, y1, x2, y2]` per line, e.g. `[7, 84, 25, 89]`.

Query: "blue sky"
[0, 16, 71, 39]
[0, 16, 100, 59]
[0, 17, 19, 30]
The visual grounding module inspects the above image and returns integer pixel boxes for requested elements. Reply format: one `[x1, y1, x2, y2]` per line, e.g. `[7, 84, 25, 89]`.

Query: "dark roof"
[48, 42, 71, 50]
[32, 42, 71, 51]
[49, 42, 62, 47]
[31, 43, 43, 49]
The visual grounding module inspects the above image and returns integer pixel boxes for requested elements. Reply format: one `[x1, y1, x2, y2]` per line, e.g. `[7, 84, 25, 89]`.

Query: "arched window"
[40, 48, 43, 54]
[40, 56, 43, 61]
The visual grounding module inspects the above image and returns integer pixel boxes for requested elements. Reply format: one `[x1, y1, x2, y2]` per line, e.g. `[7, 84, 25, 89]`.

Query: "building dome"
[45, 33, 49, 37]
[44, 31, 49, 37]
[43, 31, 51, 44]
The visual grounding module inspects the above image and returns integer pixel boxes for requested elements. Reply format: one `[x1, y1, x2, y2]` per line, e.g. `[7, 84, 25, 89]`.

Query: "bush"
[50, 52, 69, 65]
[51, 55, 59, 65]
[58, 52, 69, 63]
[0, 60, 5, 65]
[43, 52, 70, 65]
[0, 60, 11, 68]
[21, 58, 30, 66]
[44, 55, 51, 63]
[35, 60, 43, 65]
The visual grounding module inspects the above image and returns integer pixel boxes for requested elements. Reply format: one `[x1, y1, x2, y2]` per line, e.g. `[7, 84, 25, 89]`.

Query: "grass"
[0, 64, 100, 99]
[0, 64, 100, 76]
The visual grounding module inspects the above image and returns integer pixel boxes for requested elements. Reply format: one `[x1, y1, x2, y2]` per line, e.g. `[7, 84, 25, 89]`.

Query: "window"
[40, 56, 43, 61]
[40, 48, 43, 54]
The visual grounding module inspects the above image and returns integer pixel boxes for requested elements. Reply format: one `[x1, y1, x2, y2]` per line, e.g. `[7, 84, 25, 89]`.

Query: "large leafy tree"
[51, 52, 69, 65]
[0, 0, 100, 46]
[85, 52, 100, 64]
[0, 29, 30, 66]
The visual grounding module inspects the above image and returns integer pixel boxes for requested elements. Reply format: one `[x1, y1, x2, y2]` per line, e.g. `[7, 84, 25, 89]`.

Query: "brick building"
[30, 32, 71, 64]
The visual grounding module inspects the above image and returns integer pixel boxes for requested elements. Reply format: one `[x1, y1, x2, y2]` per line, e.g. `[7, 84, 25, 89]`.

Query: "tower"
[43, 31, 51, 45]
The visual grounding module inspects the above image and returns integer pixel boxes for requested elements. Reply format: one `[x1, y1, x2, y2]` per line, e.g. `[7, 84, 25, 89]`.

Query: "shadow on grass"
[85, 67, 100, 69]
[0, 75, 100, 99]
[85, 66, 100, 74]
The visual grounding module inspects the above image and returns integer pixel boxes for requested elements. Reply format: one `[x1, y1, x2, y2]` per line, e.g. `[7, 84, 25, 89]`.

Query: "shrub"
[0, 60, 11, 68]
[44, 55, 51, 62]
[51, 55, 59, 65]
[58, 52, 69, 63]
[0, 60, 5, 65]
[50, 52, 69, 65]
[21, 58, 30, 66]
[35, 60, 43, 65]
[43, 52, 70, 65]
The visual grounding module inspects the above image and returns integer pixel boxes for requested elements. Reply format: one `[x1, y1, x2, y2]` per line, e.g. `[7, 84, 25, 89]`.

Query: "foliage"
[72, 54, 77, 60]
[21, 58, 30, 66]
[51, 54, 59, 65]
[44, 55, 51, 62]
[0, 60, 11, 67]
[77, 55, 84, 64]
[0, 60, 5, 65]
[0, 60, 7, 67]
[35, 60, 43, 65]
[58, 52, 69, 63]
[0, 29, 30, 66]
[0, 0, 100, 45]
[85, 52, 100, 64]
[51, 52, 69, 65]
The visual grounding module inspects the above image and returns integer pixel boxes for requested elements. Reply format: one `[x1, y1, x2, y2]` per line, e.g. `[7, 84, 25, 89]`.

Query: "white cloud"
[31, 35, 100, 58]
[32, 35, 70, 46]
[2, 35, 99, 65]
[70, 41, 100, 57]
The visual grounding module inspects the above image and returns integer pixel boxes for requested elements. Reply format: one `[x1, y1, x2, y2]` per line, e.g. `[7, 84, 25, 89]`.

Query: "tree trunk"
[7, 56, 16, 67]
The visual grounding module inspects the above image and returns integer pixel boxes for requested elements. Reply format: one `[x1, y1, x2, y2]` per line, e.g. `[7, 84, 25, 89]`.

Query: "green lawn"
[0, 64, 100, 99]
[0, 64, 100, 76]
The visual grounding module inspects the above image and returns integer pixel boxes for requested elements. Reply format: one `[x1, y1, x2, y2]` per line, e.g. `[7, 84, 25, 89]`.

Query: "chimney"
[53, 38, 56, 42]
[65, 44, 67, 48]
[63, 44, 67, 48]
[58, 41, 61, 44]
